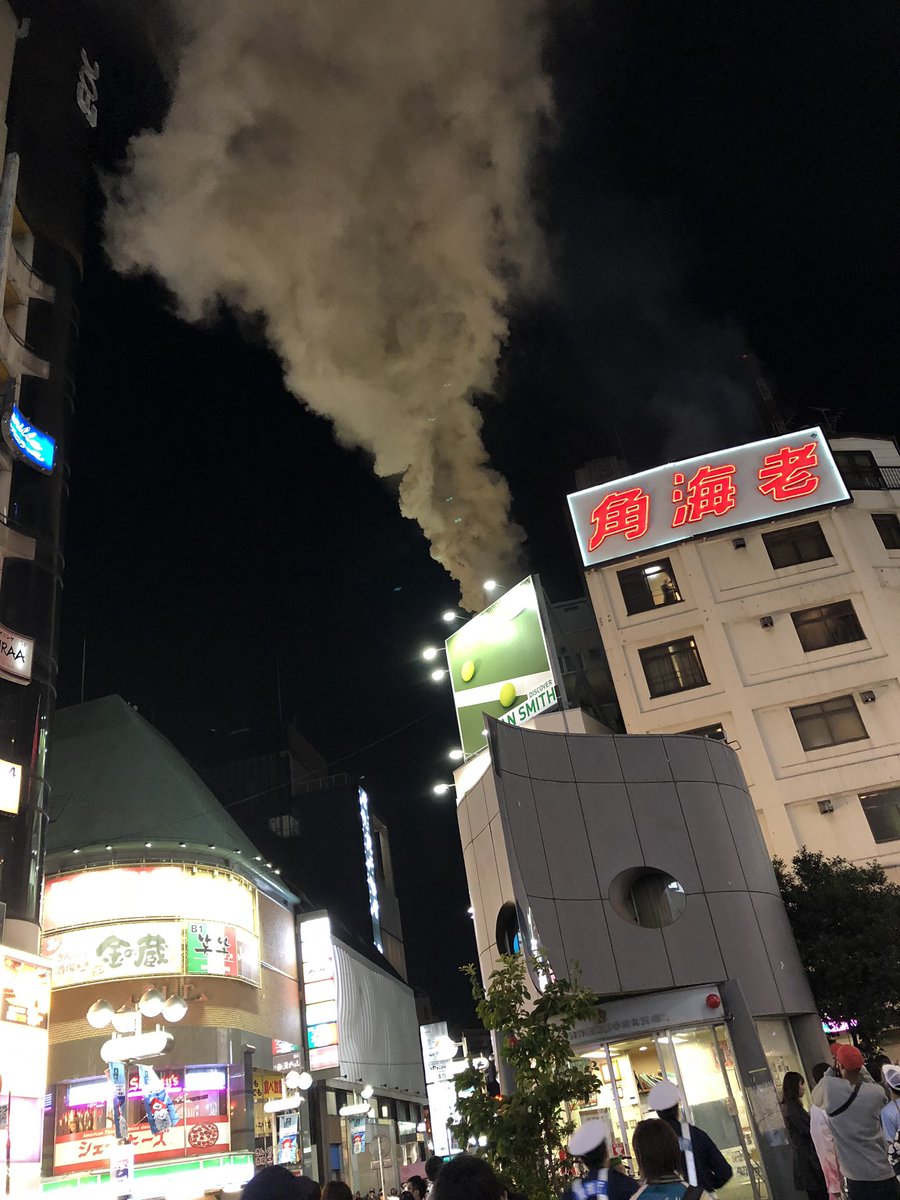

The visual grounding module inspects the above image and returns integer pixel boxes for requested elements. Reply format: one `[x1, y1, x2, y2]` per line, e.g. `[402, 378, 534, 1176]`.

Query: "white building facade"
[578, 433, 900, 875]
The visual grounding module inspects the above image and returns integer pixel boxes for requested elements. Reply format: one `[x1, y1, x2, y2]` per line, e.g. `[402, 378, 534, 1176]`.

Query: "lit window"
[639, 637, 708, 698]
[677, 723, 726, 741]
[860, 787, 900, 844]
[790, 695, 868, 751]
[618, 558, 683, 615]
[873, 513, 900, 550]
[791, 600, 865, 652]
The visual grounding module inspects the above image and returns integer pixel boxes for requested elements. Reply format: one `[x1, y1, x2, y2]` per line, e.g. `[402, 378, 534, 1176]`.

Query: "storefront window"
[573, 1024, 768, 1198]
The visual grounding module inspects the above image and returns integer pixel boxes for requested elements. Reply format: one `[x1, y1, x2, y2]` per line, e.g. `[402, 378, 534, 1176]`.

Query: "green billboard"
[445, 576, 560, 757]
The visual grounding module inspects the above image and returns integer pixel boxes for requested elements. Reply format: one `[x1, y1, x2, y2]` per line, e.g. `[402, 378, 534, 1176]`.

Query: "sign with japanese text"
[42, 918, 261, 988]
[300, 915, 339, 1073]
[445, 575, 560, 758]
[567, 428, 851, 568]
[42, 921, 182, 987]
[184, 921, 260, 984]
[53, 1113, 231, 1174]
[2, 405, 56, 474]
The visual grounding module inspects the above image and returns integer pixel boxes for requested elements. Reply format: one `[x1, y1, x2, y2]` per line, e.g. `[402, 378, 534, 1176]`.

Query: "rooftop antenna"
[810, 407, 844, 436]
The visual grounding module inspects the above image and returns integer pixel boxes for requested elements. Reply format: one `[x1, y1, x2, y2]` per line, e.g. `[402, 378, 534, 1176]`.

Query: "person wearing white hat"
[565, 1118, 641, 1200]
[880, 1063, 900, 1180]
[646, 1081, 732, 1195]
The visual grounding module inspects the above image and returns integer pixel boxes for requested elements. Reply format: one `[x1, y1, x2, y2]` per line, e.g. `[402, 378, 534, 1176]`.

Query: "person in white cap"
[881, 1063, 900, 1179]
[566, 1118, 641, 1200]
[646, 1081, 732, 1195]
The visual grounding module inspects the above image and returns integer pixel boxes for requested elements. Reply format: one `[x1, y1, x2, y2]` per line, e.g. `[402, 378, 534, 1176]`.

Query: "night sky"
[54, 3, 900, 1027]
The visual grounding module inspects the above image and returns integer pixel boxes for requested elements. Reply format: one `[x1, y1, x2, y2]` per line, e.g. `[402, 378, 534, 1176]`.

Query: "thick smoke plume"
[105, 0, 549, 608]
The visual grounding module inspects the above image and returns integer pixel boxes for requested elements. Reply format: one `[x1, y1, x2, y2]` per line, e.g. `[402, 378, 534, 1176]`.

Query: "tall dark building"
[0, 2, 162, 950]
[203, 721, 409, 981]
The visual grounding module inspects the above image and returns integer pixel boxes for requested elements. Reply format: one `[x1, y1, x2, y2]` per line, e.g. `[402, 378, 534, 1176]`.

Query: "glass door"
[668, 1024, 761, 1200]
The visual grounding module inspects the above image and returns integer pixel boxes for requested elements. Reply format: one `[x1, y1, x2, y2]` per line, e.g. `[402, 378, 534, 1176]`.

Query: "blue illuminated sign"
[2, 406, 55, 474]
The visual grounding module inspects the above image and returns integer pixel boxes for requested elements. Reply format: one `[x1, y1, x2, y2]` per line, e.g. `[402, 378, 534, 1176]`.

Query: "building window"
[639, 637, 708, 698]
[610, 867, 686, 928]
[860, 787, 900, 844]
[790, 695, 868, 751]
[873, 513, 900, 550]
[678, 722, 727, 741]
[618, 558, 683, 615]
[762, 522, 832, 569]
[268, 813, 301, 838]
[791, 600, 865, 652]
[833, 449, 881, 490]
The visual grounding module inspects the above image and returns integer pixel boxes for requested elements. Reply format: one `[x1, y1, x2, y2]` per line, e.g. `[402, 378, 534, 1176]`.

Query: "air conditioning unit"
[759, 615, 774, 628]
[732, 537, 747, 549]
[860, 690, 877, 704]
[817, 799, 835, 814]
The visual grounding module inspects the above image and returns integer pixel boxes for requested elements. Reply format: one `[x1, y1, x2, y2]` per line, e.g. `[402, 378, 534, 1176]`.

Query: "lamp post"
[85, 988, 189, 1168]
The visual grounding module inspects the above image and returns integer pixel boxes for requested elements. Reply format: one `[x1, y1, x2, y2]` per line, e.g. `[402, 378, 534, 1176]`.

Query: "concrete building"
[576, 433, 900, 875]
[455, 715, 824, 1200]
[45, 696, 427, 1196]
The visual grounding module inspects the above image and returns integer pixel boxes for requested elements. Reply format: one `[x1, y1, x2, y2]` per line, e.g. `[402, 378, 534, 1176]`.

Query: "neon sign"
[2, 405, 56, 473]
[358, 789, 383, 953]
[568, 428, 851, 568]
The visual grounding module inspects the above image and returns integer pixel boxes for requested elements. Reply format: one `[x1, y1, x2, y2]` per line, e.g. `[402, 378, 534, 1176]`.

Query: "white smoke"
[105, 0, 550, 609]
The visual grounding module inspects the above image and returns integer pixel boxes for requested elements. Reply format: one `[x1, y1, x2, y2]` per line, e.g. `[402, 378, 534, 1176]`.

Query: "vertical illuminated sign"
[300, 915, 339, 1072]
[358, 789, 382, 954]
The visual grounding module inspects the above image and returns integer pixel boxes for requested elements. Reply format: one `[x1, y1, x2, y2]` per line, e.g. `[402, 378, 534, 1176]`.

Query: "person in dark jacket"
[781, 1070, 829, 1200]
[563, 1118, 641, 1200]
[647, 1081, 733, 1194]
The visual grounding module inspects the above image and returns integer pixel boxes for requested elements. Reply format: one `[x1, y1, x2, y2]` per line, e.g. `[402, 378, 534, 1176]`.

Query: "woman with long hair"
[782, 1070, 828, 1200]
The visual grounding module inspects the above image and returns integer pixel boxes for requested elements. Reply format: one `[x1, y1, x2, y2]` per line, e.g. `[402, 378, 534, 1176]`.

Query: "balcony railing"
[839, 465, 900, 491]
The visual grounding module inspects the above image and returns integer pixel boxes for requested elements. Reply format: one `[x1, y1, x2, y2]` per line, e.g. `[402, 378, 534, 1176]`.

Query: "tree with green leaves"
[774, 848, 900, 1052]
[451, 954, 601, 1200]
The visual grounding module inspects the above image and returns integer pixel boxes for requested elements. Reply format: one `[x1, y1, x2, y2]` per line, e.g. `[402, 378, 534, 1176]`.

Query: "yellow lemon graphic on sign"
[499, 681, 516, 708]
[461, 659, 476, 683]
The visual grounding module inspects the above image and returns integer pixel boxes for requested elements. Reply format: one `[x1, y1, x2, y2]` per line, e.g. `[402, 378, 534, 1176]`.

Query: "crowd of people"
[782, 1044, 900, 1200]
[240, 1042, 900, 1199]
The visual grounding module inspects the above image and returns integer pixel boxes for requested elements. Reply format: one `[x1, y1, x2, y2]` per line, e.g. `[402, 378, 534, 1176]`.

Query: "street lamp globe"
[138, 988, 165, 1018]
[86, 999, 114, 1029]
[162, 994, 189, 1022]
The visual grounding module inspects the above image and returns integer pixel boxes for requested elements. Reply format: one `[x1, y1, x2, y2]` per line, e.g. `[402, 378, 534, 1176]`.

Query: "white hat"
[882, 1064, 900, 1093]
[568, 1119, 611, 1156]
[647, 1080, 681, 1111]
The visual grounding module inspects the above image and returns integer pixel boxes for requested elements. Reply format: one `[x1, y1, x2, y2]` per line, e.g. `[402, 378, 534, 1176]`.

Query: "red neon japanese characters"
[588, 486, 650, 551]
[757, 441, 820, 501]
[671, 463, 737, 528]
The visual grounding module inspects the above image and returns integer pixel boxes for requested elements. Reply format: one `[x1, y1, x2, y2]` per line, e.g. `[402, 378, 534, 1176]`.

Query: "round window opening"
[610, 868, 686, 928]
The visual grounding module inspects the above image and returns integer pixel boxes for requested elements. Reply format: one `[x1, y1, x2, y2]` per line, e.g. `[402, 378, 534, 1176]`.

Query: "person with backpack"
[630, 1118, 712, 1200]
[646, 1081, 732, 1195]
[565, 1119, 641, 1200]
[880, 1063, 900, 1179]
[812, 1043, 900, 1199]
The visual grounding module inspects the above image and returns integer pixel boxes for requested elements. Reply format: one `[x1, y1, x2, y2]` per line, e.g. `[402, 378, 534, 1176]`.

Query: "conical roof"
[47, 695, 264, 860]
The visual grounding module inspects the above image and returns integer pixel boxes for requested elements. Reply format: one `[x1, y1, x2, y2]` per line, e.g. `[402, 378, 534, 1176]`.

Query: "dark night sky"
[54, 3, 900, 1027]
